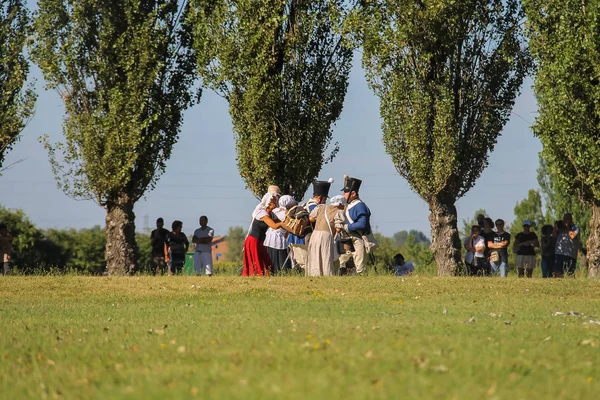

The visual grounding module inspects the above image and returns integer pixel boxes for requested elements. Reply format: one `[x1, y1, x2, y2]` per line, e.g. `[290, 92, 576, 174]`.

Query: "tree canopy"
[524, 0, 600, 277]
[357, 0, 531, 275]
[0, 1, 36, 173]
[190, 0, 353, 199]
[31, 0, 199, 274]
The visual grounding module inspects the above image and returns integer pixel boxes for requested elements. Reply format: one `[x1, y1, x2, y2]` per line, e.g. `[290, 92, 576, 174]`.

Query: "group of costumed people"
[242, 176, 373, 277]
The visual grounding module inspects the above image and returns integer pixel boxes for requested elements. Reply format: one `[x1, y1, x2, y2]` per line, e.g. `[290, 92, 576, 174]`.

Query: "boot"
[526, 269, 533, 278]
[518, 268, 525, 278]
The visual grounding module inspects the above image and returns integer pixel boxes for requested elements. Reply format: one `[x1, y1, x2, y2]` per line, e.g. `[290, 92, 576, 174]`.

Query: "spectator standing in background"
[513, 220, 539, 278]
[488, 219, 510, 277]
[166, 220, 189, 275]
[477, 214, 485, 231]
[192, 216, 214, 277]
[540, 224, 555, 278]
[553, 213, 580, 278]
[481, 218, 496, 274]
[465, 225, 487, 276]
[0, 223, 13, 275]
[150, 218, 169, 275]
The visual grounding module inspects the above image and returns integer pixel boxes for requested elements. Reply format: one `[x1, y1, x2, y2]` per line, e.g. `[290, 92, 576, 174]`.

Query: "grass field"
[1, 276, 599, 399]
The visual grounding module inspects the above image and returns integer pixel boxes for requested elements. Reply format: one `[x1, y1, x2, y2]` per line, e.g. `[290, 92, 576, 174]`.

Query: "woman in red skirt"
[243, 193, 283, 276]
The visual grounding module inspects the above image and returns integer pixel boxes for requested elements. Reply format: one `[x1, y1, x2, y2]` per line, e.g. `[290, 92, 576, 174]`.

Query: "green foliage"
[372, 232, 434, 274]
[524, 0, 600, 207]
[0, 205, 46, 271]
[30, 0, 198, 204]
[136, 232, 153, 273]
[393, 230, 430, 247]
[537, 155, 592, 243]
[510, 189, 545, 233]
[190, 0, 353, 198]
[356, 0, 531, 274]
[358, 0, 531, 203]
[0, 1, 36, 172]
[45, 226, 107, 274]
[461, 208, 487, 240]
[225, 226, 245, 264]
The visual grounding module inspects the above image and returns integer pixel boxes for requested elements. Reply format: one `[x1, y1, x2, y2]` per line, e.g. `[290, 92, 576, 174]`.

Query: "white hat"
[522, 220, 532, 226]
[330, 195, 347, 207]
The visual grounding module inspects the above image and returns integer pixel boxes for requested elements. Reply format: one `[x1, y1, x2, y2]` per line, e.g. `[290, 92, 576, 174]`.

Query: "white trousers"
[194, 251, 213, 275]
[338, 235, 366, 274]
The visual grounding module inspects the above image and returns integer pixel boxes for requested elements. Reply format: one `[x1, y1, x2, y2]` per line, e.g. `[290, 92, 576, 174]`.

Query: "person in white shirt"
[464, 225, 487, 276]
[264, 195, 297, 274]
[393, 253, 414, 276]
[192, 216, 214, 276]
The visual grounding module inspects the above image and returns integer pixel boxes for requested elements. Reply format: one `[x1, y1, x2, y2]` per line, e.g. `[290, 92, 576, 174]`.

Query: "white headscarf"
[252, 192, 277, 219]
[330, 195, 347, 207]
[278, 195, 297, 210]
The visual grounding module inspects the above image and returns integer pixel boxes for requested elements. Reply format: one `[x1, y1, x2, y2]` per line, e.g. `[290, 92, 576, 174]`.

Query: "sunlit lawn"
[1, 276, 599, 399]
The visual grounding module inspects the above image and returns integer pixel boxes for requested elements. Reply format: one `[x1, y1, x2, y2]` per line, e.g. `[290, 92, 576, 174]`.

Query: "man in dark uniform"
[340, 176, 372, 275]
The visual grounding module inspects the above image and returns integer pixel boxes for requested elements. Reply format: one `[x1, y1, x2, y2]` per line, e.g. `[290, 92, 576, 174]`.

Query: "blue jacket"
[346, 200, 371, 234]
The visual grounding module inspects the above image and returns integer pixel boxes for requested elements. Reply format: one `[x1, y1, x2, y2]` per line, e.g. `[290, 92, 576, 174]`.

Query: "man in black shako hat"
[340, 175, 372, 274]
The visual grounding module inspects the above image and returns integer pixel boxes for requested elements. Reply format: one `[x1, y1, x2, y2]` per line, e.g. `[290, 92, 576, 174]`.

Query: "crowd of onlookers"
[150, 217, 215, 276]
[0, 209, 584, 278]
[464, 213, 582, 278]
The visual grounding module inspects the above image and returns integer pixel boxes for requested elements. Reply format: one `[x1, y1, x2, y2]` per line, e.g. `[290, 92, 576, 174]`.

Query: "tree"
[225, 226, 245, 264]
[460, 209, 488, 241]
[31, 1, 199, 274]
[524, 0, 600, 278]
[511, 189, 545, 233]
[0, 1, 36, 173]
[189, 0, 353, 199]
[393, 230, 430, 247]
[358, 0, 531, 275]
[537, 155, 591, 243]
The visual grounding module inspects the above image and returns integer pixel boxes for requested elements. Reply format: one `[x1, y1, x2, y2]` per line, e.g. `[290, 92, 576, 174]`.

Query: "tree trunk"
[587, 204, 600, 279]
[105, 199, 137, 275]
[428, 197, 462, 276]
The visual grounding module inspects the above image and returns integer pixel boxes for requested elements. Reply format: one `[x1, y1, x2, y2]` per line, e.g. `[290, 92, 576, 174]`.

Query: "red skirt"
[243, 236, 273, 276]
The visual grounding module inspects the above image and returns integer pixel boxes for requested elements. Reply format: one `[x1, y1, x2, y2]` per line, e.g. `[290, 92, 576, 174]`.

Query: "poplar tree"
[357, 0, 531, 275]
[31, 1, 199, 274]
[189, 0, 353, 199]
[525, 0, 600, 278]
[0, 1, 36, 173]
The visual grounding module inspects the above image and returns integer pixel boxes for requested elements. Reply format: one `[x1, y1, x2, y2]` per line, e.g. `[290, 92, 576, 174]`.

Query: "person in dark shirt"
[540, 224, 555, 278]
[488, 219, 510, 277]
[150, 218, 170, 275]
[166, 220, 189, 275]
[513, 220, 539, 278]
[481, 218, 496, 275]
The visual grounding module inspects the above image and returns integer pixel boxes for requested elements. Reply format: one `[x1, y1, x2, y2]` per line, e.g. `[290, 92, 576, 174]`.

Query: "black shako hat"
[341, 175, 362, 193]
[313, 180, 332, 197]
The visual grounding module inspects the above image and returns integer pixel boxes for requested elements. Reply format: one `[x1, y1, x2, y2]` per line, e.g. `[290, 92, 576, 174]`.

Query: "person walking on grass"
[165, 220, 189, 275]
[553, 213, 580, 278]
[513, 220, 539, 278]
[150, 218, 169, 275]
[192, 216, 214, 277]
[0, 223, 13, 275]
[488, 219, 510, 277]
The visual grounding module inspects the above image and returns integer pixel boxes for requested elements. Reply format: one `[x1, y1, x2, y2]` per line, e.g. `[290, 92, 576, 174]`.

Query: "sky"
[0, 55, 541, 239]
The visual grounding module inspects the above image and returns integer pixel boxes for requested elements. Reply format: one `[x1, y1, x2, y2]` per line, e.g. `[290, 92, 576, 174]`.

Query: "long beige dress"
[306, 205, 345, 276]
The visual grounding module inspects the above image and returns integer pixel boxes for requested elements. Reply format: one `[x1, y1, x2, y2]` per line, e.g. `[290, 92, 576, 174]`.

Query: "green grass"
[1, 276, 599, 399]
